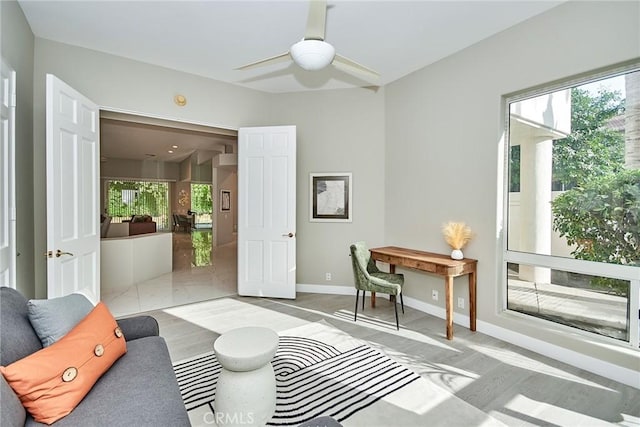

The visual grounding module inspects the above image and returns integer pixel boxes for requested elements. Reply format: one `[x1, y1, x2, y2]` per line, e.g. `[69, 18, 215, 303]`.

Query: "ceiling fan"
[236, 0, 380, 85]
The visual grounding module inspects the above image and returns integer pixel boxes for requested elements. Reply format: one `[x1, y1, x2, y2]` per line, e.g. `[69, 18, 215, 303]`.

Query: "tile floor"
[102, 229, 237, 317]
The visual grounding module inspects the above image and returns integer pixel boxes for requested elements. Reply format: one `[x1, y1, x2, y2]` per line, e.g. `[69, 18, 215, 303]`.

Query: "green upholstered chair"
[350, 242, 405, 330]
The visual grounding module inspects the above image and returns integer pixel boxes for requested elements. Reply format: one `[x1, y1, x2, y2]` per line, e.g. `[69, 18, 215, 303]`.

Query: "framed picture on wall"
[221, 190, 231, 212]
[310, 173, 352, 222]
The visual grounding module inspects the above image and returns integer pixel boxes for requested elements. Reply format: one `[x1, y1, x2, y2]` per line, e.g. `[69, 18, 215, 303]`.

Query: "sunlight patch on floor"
[496, 394, 614, 426]
[469, 344, 615, 391]
[267, 299, 459, 352]
[163, 298, 309, 334]
[619, 413, 640, 427]
[368, 339, 480, 393]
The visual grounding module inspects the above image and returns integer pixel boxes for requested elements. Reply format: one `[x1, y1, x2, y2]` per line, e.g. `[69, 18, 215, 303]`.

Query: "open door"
[46, 74, 100, 299]
[238, 126, 296, 298]
[0, 59, 16, 288]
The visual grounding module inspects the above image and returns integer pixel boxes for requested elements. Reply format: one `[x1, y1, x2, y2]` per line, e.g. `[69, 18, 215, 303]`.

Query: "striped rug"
[173, 323, 421, 426]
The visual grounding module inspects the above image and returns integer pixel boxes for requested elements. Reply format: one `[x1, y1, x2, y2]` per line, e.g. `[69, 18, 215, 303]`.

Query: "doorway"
[98, 111, 239, 317]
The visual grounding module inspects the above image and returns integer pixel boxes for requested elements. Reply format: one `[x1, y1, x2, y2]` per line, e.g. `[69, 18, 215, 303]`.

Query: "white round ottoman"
[213, 327, 279, 427]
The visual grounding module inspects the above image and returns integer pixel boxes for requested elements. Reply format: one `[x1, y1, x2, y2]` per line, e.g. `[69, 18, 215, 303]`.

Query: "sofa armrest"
[1, 374, 26, 427]
[298, 416, 343, 427]
[116, 316, 159, 341]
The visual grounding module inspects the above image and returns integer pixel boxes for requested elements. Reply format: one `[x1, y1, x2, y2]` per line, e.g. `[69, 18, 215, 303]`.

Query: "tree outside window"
[506, 69, 639, 343]
[107, 180, 170, 230]
[190, 184, 213, 227]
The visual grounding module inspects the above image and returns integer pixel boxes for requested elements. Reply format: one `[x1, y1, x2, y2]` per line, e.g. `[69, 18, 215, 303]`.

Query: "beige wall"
[215, 168, 237, 246]
[269, 88, 386, 287]
[101, 158, 181, 182]
[384, 0, 640, 374]
[1, 0, 35, 298]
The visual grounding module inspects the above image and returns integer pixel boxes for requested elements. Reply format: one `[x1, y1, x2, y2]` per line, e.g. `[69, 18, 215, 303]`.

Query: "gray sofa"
[0, 287, 190, 426]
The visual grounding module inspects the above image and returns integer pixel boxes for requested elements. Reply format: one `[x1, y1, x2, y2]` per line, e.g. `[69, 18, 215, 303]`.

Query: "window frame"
[501, 62, 640, 349]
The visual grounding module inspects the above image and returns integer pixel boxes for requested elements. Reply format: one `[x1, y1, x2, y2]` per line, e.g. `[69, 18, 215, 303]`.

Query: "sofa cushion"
[28, 293, 94, 347]
[25, 336, 190, 426]
[1, 302, 127, 424]
[0, 287, 43, 366]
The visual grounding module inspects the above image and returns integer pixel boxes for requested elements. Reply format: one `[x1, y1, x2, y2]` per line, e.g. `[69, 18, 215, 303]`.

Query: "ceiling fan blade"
[333, 54, 380, 85]
[235, 52, 291, 71]
[305, 0, 327, 41]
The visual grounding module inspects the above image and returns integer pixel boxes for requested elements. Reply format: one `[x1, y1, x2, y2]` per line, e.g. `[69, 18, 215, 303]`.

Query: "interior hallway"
[102, 230, 237, 317]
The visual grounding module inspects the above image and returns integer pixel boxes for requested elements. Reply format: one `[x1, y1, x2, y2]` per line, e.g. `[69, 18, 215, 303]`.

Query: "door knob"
[55, 250, 74, 258]
[282, 232, 295, 238]
[45, 250, 75, 258]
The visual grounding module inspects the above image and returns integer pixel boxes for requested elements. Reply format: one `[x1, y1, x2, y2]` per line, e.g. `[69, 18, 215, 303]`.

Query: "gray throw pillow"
[27, 293, 94, 347]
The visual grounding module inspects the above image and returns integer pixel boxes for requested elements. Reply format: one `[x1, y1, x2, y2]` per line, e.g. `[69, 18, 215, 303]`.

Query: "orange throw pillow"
[0, 302, 127, 424]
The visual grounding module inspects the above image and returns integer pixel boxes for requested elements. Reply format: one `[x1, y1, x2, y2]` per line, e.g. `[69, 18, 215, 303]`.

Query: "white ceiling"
[100, 113, 237, 163]
[19, 0, 563, 94]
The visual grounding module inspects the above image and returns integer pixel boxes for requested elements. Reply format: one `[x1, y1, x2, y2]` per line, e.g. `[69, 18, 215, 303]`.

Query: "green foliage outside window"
[107, 180, 169, 229]
[552, 169, 639, 295]
[191, 184, 212, 214]
[550, 85, 638, 296]
[552, 88, 625, 190]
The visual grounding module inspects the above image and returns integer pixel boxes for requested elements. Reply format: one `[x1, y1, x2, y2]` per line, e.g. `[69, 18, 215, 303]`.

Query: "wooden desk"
[369, 246, 477, 340]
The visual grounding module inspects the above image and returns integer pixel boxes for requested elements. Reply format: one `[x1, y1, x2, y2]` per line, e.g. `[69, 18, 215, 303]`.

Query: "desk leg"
[389, 264, 397, 304]
[445, 275, 454, 340]
[469, 270, 477, 332]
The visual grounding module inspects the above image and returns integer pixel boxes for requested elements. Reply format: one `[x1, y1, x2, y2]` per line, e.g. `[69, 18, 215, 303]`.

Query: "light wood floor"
[142, 293, 640, 426]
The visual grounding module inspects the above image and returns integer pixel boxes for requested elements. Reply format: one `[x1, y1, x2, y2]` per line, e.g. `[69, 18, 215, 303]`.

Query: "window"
[505, 65, 640, 347]
[190, 183, 213, 228]
[106, 180, 170, 230]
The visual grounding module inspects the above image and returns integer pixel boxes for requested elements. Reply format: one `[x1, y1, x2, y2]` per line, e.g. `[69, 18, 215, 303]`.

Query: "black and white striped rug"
[173, 324, 421, 426]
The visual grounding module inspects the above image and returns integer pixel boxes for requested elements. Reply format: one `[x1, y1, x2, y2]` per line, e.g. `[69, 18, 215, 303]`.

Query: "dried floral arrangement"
[442, 222, 473, 250]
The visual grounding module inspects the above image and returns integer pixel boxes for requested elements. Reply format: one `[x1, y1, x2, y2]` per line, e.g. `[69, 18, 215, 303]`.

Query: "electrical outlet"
[432, 290, 438, 301]
[325, 273, 332, 281]
[457, 297, 465, 309]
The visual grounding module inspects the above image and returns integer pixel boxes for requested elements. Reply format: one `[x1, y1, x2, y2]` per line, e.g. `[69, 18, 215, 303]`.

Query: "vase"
[451, 249, 464, 260]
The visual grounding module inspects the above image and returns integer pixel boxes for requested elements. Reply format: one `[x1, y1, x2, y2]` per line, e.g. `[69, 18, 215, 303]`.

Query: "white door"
[0, 59, 16, 288]
[46, 74, 100, 299]
[238, 126, 296, 298]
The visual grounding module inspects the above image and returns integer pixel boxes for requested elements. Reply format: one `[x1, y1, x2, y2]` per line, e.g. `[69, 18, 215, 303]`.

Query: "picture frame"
[309, 173, 352, 222]
[220, 190, 231, 212]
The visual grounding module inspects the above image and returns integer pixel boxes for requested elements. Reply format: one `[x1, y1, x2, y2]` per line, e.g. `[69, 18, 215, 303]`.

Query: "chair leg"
[400, 292, 405, 314]
[362, 290, 365, 310]
[394, 297, 399, 330]
[354, 290, 359, 322]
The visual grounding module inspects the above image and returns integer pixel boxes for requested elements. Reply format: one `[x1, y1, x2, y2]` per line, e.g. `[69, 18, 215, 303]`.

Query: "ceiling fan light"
[290, 40, 335, 71]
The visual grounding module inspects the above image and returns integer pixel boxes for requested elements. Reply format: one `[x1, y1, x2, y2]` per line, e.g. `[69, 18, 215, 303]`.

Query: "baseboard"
[297, 283, 639, 389]
[296, 283, 356, 295]
[400, 295, 471, 329]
